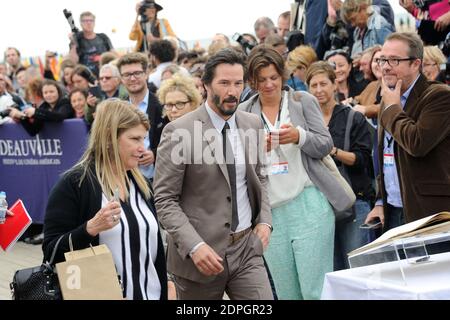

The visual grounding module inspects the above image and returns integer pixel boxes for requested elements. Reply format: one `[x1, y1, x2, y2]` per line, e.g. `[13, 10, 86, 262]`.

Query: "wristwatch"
[331, 148, 339, 158]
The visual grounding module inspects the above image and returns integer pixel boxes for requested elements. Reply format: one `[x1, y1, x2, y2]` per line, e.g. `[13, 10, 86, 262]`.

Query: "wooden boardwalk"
[0, 242, 43, 300]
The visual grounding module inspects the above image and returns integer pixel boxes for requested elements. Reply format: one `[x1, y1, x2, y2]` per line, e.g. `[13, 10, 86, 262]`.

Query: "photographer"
[129, 0, 176, 53]
[341, 0, 394, 58]
[68, 11, 114, 77]
[320, 0, 395, 59]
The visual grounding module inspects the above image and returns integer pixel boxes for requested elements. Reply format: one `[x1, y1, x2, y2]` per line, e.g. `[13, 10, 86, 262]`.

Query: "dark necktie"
[222, 122, 239, 232]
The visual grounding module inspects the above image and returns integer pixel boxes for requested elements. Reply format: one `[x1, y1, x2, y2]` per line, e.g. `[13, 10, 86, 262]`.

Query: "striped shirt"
[99, 180, 161, 300]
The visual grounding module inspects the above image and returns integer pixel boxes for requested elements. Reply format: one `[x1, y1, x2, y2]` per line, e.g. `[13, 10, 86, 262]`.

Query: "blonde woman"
[423, 46, 446, 82]
[157, 74, 202, 122]
[43, 99, 168, 300]
[286, 45, 318, 91]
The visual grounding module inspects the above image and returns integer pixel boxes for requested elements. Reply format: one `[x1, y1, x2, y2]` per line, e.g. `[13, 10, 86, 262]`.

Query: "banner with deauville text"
[0, 119, 89, 223]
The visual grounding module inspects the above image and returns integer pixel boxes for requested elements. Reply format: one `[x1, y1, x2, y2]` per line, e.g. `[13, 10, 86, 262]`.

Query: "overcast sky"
[1, 0, 405, 58]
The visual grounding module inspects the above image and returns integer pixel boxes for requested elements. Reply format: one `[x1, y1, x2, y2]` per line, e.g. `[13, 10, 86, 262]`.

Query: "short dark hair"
[246, 45, 287, 90]
[71, 65, 96, 84]
[69, 88, 89, 101]
[149, 40, 176, 63]
[42, 79, 65, 102]
[202, 48, 247, 86]
[117, 52, 149, 73]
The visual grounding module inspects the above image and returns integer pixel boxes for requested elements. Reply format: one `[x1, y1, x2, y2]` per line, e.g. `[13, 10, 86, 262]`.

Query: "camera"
[286, 30, 305, 52]
[412, 0, 441, 10]
[63, 9, 79, 34]
[329, 20, 349, 51]
[232, 33, 256, 55]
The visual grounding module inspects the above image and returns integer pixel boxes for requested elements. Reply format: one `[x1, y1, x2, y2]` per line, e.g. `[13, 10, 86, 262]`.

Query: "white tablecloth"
[321, 252, 450, 300]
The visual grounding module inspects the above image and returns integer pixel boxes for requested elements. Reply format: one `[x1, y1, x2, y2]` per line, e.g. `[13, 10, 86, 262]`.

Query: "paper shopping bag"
[55, 244, 123, 300]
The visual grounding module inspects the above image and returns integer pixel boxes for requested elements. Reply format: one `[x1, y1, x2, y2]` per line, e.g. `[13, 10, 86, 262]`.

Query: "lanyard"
[261, 91, 287, 133]
[386, 136, 394, 149]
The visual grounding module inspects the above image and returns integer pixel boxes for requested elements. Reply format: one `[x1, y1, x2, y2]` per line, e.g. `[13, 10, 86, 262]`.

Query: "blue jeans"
[334, 199, 372, 270]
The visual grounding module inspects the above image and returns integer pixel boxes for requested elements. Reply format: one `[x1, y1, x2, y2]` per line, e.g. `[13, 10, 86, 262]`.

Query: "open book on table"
[349, 212, 450, 257]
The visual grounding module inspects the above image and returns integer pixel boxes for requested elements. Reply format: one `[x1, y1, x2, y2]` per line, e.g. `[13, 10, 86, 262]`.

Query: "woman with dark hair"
[306, 61, 375, 271]
[239, 46, 346, 300]
[324, 49, 368, 103]
[129, 0, 176, 53]
[69, 88, 88, 119]
[20, 79, 74, 135]
[71, 64, 102, 123]
[59, 59, 76, 92]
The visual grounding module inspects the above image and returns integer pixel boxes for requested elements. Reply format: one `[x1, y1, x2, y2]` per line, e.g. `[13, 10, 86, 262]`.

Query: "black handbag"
[10, 235, 64, 300]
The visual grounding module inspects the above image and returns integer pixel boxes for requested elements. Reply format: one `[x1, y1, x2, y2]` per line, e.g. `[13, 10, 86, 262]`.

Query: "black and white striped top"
[99, 180, 161, 300]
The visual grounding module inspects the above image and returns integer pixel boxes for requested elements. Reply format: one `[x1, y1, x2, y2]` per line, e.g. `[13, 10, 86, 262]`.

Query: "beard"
[212, 94, 239, 117]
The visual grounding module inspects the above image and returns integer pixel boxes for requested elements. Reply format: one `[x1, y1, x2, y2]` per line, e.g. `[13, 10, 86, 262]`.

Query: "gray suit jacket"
[239, 88, 352, 211]
[154, 105, 271, 283]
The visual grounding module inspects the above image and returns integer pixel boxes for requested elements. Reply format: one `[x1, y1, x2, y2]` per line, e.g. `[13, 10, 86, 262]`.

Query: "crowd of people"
[1, 0, 450, 300]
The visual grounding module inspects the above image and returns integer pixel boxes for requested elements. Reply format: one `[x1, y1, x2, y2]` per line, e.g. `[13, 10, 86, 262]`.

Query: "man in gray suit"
[154, 48, 274, 300]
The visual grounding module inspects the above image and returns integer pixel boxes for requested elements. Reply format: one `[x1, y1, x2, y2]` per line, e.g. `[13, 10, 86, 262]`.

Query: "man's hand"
[364, 205, 385, 226]
[435, 11, 450, 32]
[191, 244, 224, 276]
[138, 150, 155, 166]
[381, 77, 402, 109]
[135, 2, 142, 14]
[327, 0, 338, 25]
[253, 224, 272, 250]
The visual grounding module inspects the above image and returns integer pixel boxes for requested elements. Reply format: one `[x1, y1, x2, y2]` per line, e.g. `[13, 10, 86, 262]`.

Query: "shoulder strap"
[48, 234, 66, 265]
[293, 90, 302, 102]
[339, 107, 355, 185]
[98, 33, 111, 49]
[343, 107, 356, 152]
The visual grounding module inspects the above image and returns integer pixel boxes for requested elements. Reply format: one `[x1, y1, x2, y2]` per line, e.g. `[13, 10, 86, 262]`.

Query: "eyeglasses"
[121, 71, 145, 80]
[164, 101, 190, 110]
[422, 62, 437, 68]
[99, 76, 114, 81]
[376, 57, 417, 67]
[81, 19, 95, 23]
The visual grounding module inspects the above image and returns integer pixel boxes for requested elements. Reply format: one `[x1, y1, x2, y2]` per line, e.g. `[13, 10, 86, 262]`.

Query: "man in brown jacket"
[365, 32, 450, 229]
[154, 48, 273, 299]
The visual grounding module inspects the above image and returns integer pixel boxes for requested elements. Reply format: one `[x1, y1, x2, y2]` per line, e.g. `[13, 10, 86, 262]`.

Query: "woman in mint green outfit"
[239, 47, 351, 300]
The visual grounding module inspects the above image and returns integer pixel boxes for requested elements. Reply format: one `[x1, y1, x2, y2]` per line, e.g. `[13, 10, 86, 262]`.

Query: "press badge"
[270, 162, 289, 175]
[383, 153, 395, 167]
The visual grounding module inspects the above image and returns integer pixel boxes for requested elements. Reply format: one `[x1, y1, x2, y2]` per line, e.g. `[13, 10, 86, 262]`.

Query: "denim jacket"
[351, 7, 394, 58]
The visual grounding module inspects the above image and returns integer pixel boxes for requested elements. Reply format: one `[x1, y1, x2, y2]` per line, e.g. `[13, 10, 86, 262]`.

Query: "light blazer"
[153, 105, 271, 283]
[378, 74, 450, 222]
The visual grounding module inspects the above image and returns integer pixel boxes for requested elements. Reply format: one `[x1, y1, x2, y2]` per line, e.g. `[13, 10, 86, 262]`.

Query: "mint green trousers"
[264, 186, 335, 300]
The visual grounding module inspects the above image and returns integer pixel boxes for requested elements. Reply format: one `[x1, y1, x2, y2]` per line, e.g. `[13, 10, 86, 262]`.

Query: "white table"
[321, 252, 450, 300]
